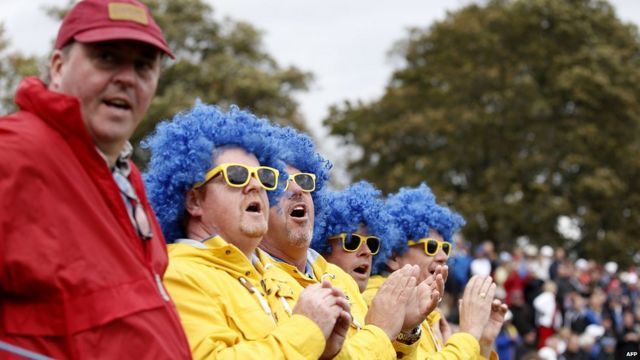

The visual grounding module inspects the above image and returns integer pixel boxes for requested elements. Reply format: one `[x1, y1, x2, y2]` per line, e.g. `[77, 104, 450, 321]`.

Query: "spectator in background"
[534, 281, 561, 348]
[540, 335, 566, 359]
[556, 261, 580, 321]
[599, 316, 618, 340]
[524, 245, 545, 306]
[575, 259, 592, 292]
[470, 246, 492, 277]
[504, 247, 530, 305]
[615, 310, 640, 359]
[605, 295, 625, 335]
[447, 235, 473, 300]
[488, 243, 639, 359]
[494, 251, 513, 289]
[483, 240, 499, 272]
[537, 246, 554, 281]
[563, 334, 589, 360]
[585, 289, 606, 326]
[511, 289, 536, 337]
[516, 329, 539, 359]
[602, 262, 618, 287]
[595, 336, 616, 360]
[549, 247, 566, 282]
[565, 293, 598, 334]
[496, 311, 519, 360]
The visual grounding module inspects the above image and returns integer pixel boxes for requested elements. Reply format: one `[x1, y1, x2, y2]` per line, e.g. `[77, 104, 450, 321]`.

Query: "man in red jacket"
[0, 0, 191, 358]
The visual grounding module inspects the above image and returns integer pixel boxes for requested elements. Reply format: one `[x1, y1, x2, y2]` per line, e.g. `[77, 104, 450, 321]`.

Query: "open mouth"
[104, 98, 131, 110]
[289, 204, 307, 218]
[246, 201, 262, 213]
[353, 264, 369, 275]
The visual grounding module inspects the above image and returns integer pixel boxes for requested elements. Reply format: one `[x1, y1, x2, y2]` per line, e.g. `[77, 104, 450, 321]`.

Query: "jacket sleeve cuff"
[360, 324, 397, 359]
[331, 323, 396, 360]
[392, 331, 421, 359]
[442, 332, 481, 358]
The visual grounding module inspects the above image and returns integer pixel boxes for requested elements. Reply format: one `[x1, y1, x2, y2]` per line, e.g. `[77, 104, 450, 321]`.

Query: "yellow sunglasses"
[329, 233, 381, 255]
[283, 172, 316, 192]
[193, 163, 279, 190]
[407, 237, 452, 256]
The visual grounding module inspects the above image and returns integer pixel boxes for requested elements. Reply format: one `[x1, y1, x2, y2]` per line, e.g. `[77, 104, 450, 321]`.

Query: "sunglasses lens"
[343, 234, 361, 251]
[226, 165, 249, 185]
[426, 239, 439, 255]
[367, 237, 381, 254]
[257, 168, 277, 189]
[294, 174, 315, 191]
[442, 242, 451, 255]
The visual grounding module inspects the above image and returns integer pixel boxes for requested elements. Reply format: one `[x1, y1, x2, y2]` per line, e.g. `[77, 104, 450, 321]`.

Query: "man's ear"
[387, 254, 401, 272]
[185, 189, 203, 218]
[49, 49, 66, 91]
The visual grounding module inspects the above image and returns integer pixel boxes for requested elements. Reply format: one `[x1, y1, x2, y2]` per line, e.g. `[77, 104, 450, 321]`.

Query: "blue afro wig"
[311, 181, 398, 275]
[385, 182, 466, 257]
[142, 102, 288, 242]
[268, 124, 332, 193]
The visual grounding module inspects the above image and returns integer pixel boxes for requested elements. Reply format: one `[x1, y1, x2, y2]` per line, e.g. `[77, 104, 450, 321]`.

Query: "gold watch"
[396, 326, 422, 345]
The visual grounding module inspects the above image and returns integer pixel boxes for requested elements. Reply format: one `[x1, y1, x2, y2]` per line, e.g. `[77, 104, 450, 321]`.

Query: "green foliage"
[136, 0, 312, 146]
[14, 0, 312, 164]
[325, 0, 640, 265]
[0, 25, 41, 114]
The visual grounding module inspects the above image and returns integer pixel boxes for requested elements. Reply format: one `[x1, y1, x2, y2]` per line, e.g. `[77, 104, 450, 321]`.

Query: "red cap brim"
[74, 27, 175, 59]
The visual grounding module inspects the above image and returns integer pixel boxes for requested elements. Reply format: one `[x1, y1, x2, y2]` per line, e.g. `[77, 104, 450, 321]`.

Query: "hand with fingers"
[438, 316, 452, 343]
[319, 282, 353, 360]
[458, 275, 496, 340]
[479, 298, 509, 358]
[294, 280, 350, 345]
[401, 265, 445, 331]
[365, 264, 417, 339]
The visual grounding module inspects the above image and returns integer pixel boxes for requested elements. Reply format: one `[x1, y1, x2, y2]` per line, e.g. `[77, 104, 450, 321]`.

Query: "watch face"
[397, 327, 421, 345]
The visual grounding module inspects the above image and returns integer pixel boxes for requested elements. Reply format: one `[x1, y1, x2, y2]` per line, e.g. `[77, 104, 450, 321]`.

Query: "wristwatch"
[396, 326, 422, 345]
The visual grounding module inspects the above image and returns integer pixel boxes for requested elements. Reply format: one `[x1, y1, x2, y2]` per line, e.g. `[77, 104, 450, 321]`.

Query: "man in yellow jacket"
[143, 103, 353, 359]
[362, 183, 507, 359]
[258, 126, 442, 359]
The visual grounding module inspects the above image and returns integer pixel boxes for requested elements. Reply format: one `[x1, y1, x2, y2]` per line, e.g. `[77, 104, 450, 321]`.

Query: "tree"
[7, 0, 312, 163]
[0, 24, 41, 114]
[325, 0, 640, 265]
[136, 0, 312, 146]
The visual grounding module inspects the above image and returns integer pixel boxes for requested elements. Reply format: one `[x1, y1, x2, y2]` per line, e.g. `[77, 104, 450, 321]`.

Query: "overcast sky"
[2, 0, 640, 178]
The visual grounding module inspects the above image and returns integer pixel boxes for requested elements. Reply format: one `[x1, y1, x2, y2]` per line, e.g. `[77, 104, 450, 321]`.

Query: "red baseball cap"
[55, 0, 175, 59]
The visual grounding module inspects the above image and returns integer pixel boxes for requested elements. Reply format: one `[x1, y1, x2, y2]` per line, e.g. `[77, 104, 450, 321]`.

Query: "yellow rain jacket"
[364, 275, 497, 360]
[268, 249, 419, 359]
[163, 236, 325, 359]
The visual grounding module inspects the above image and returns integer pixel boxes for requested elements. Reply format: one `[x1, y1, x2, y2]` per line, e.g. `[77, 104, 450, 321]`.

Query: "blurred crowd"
[444, 240, 640, 360]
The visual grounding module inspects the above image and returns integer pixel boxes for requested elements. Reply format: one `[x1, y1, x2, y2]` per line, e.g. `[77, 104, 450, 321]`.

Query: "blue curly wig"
[385, 182, 466, 258]
[269, 124, 332, 193]
[142, 102, 288, 242]
[311, 181, 398, 274]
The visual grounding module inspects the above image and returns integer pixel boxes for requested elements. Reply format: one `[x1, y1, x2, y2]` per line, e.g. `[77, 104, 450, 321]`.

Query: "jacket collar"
[173, 235, 264, 281]
[15, 77, 92, 143]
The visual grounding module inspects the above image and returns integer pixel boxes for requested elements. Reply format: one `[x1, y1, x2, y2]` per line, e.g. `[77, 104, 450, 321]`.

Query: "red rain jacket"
[0, 77, 191, 359]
